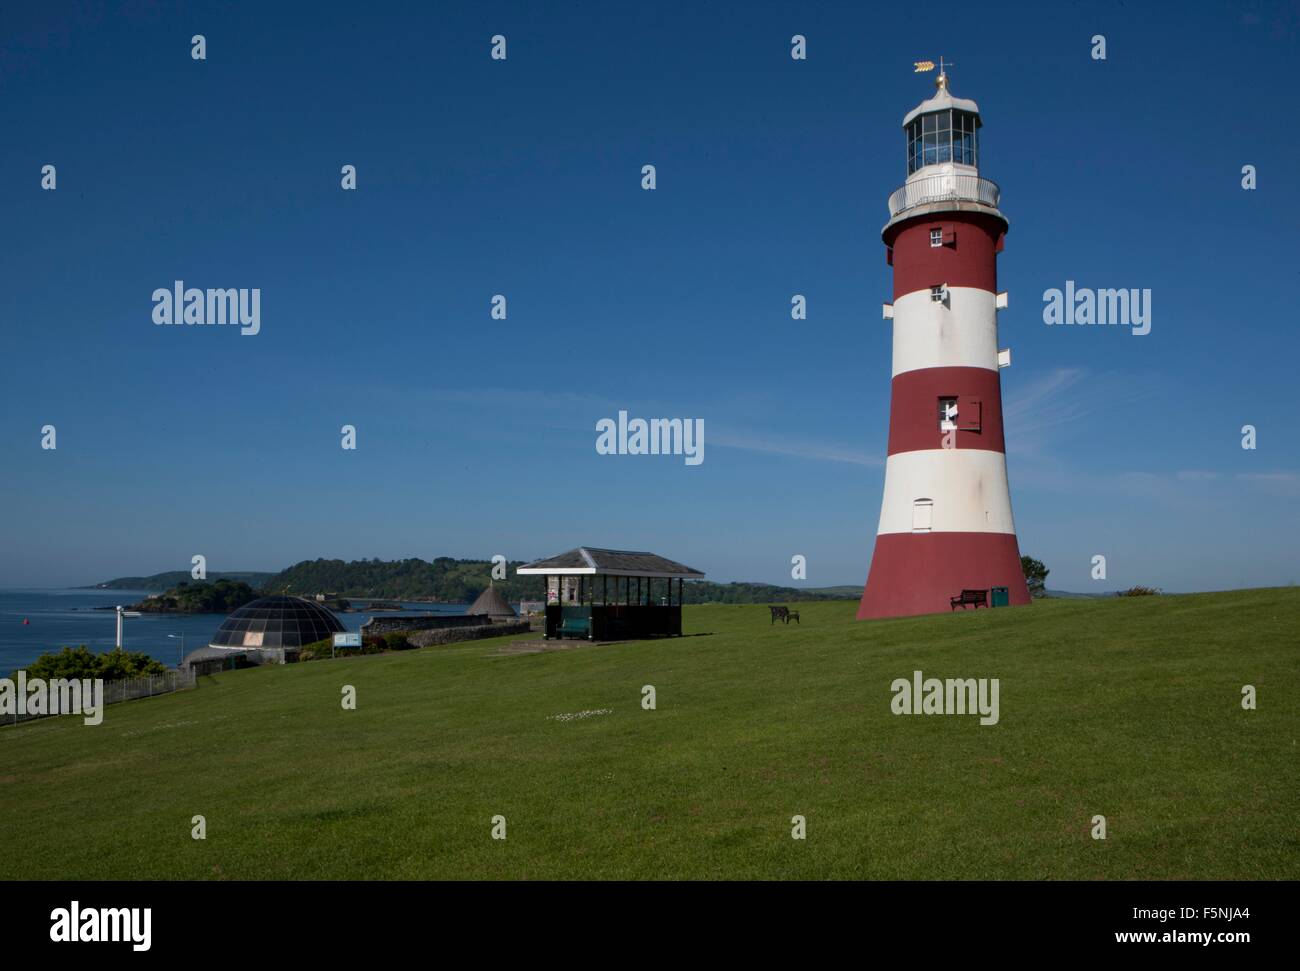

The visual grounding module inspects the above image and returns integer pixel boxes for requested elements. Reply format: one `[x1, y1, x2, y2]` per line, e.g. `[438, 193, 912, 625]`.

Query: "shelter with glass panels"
[516, 547, 705, 640]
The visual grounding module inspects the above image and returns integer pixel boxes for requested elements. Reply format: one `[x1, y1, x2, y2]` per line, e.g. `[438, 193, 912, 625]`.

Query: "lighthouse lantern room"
[858, 68, 1031, 620]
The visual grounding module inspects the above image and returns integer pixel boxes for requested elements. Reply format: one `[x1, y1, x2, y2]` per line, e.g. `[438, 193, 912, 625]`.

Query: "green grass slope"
[2, 589, 1296, 880]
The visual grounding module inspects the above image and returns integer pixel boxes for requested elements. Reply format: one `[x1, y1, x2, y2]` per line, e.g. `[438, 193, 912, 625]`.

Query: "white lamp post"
[114, 605, 142, 649]
[168, 632, 185, 666]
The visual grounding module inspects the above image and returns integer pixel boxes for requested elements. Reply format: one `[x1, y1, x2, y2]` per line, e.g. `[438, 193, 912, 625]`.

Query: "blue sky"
[2, 0, 1297, 591]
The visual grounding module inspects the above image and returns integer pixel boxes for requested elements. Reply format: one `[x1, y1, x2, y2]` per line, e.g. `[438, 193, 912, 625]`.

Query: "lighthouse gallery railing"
[888, 174, 1000, 218]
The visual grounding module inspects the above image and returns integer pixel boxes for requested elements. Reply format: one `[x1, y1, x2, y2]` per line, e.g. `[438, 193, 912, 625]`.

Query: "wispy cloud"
[1235, 471, 1300, 497]
[1003, 367, 1088, 429]
[1003, 367, 1159, 457]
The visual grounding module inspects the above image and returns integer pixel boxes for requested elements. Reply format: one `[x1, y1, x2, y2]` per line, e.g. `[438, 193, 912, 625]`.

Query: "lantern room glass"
[906, 109, 980, 174]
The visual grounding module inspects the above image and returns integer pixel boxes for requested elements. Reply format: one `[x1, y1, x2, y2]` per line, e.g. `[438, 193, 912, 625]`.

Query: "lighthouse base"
[857, 531, 1031, 620]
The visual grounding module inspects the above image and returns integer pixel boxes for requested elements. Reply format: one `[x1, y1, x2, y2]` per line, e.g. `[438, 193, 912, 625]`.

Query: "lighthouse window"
[954, 113, 975, 166]
[907, 109, 981, 173]
[930, 228, 943, 247]
[930, 285, 945, 302]
[952, 110, 980, 167]
[938, 397, 958, 430]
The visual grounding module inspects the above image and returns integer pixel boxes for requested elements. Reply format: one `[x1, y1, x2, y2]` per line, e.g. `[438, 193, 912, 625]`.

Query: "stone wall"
[361, 614, 490, 636]
[408, 620, 531, 648]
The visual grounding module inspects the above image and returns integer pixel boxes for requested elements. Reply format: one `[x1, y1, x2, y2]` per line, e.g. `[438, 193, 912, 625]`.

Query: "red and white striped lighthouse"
[858, 68, 1031, 620]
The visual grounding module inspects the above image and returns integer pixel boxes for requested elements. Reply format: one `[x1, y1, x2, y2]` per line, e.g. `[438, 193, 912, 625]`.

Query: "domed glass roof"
[209, 596, 345, 650]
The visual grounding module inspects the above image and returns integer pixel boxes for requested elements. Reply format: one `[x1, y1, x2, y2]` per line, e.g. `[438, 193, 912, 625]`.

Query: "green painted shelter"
[516, 547, 705, 640]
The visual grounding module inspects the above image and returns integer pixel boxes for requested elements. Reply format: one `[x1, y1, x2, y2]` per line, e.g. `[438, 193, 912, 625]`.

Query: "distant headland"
[82, 557, 860, 605]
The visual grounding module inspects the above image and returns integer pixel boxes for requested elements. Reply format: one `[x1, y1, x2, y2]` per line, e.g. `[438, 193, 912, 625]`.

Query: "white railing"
[888, 174, 1000, 218]
[2, 668, 196, 727]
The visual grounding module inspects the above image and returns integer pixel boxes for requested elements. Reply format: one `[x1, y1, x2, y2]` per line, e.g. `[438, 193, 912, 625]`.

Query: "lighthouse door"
[912, 499, 934, 533]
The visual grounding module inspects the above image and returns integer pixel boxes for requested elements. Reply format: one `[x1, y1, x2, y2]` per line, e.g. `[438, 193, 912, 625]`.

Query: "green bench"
[557, 616, 592, 639]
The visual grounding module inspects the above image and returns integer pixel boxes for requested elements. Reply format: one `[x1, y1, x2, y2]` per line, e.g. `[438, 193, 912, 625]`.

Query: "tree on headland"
[263, 558, 545, 603]
[1021, 556, 1049, 598]
[261, 557, 860, 604]
[130, 579, 259, 614]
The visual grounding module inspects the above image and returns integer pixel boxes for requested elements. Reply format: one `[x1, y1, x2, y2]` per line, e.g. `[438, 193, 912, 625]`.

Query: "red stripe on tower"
[888, 213, 1004, 300]
[858, 69, 1030, 620]
[886, 366, 1007, 456]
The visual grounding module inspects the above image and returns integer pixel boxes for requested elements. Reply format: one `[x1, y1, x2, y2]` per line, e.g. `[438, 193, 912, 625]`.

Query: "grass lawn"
[2, 588, 1296, 880]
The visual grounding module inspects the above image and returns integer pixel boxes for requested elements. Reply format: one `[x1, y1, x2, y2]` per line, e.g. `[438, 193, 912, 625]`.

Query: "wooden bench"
[950, 589, 988, 610]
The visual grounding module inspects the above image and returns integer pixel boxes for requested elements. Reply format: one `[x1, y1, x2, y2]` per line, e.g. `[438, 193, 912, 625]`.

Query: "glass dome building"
[208, 595, 346, 651]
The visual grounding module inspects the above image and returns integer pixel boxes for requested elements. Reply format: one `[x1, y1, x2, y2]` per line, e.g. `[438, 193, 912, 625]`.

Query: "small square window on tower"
[938, 397, 958, 431]
[930, 227, 943, 247]
[930, 284, 947, 303]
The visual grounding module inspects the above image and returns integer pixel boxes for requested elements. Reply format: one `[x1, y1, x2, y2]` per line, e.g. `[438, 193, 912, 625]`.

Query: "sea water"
[0, 588, 468, 674]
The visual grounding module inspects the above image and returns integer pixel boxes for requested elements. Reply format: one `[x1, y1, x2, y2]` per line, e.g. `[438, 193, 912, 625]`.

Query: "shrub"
[96, 647, 168, 680]
[295, 633, 416, 662]
[18, 645, 100, 681]
[299, 637, 336, 662]
[383, 632, 414, 651]
[15, 645, 167, 681]
[1116, 585, 1161, 597]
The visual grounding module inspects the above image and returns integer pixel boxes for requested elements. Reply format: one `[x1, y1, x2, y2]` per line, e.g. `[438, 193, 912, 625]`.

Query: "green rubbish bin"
[990, 586, 1009, 607]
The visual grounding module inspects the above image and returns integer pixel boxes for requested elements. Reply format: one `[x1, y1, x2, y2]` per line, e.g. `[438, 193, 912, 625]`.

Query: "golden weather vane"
[913, 56, 954, 87]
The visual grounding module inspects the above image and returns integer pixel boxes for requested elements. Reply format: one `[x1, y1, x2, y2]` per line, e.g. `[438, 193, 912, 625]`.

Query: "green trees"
[131, 579, 259, 613]
[88, 571, 274, 592]
[260, 557, 861, 605]
[95, 648, 169, 680]
[17, 645, 167, 681]
[677, 581, 853, 604]
[262, 558, 547, 602]
[1021, 556, 1050, 598]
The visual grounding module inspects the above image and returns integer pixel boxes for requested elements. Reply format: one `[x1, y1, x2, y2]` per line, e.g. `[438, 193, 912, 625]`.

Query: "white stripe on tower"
[876, 450, 1016, 535]
[891, 287, 999, 377]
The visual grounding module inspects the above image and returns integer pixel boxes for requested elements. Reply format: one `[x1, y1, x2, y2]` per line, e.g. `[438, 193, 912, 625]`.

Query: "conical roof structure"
[468, 583, 517, 621]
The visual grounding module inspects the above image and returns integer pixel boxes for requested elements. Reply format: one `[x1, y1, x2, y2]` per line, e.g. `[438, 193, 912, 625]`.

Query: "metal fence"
[3, 668, 196, 728]
[888, 173, 1000, 218]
